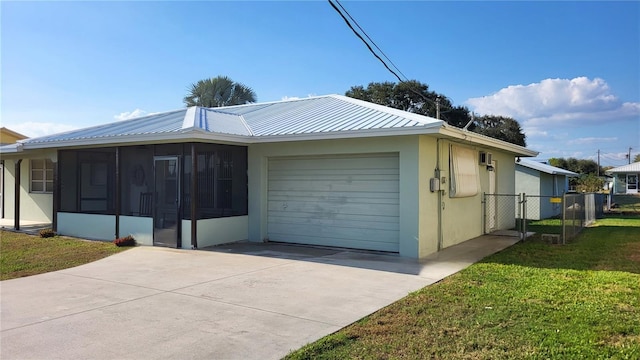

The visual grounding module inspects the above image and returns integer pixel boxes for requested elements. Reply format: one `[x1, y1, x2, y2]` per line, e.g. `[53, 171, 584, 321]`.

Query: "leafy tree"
[473, 115, 526, 147]
[634, 154, 640, 163]
[184, 75, 256, 107]
[549, 157, 602, 175]
[345, 80, 526, 146]
[574, 174, 605, 193]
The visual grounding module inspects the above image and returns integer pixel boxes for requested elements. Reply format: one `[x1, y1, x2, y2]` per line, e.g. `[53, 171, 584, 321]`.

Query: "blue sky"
[2, 1, 638, 166]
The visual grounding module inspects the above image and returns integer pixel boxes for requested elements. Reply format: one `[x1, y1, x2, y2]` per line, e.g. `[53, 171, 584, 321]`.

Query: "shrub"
[113, 235, 136, 247]
[39, 228, 56, 238]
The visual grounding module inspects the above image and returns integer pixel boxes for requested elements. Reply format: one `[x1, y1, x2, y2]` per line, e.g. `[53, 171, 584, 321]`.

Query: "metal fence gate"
[484, 192, 605, 243]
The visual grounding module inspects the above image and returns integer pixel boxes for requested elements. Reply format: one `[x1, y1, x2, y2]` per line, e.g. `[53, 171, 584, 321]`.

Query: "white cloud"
[114, 109, 148, 121]
[9, 122, 78, 139]
[281, 94, 317, 101]
[567, 137, 617, 145]
[466, 77, 640, 130]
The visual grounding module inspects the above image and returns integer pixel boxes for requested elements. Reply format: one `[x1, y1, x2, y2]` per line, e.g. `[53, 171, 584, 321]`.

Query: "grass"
[0, 230, 131, 280]
[286, 216, 640, 360]
[611, 194, 640, 213]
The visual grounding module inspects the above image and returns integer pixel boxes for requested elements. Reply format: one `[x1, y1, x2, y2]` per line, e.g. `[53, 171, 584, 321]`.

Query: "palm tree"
[183, 75, 257, 107]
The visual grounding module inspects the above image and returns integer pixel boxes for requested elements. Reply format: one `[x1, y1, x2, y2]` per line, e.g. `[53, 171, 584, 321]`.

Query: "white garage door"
[267, 153, 399, 252]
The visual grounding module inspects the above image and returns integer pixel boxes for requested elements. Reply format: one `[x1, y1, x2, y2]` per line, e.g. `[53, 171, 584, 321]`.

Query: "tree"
[473, 115, 526, 147]
[345, 80, 526, 146]
[634, 154, 640, 163]
[574, 174, 605, 193]
[184, 75, 256, 107]
[549, 157, 602, 175]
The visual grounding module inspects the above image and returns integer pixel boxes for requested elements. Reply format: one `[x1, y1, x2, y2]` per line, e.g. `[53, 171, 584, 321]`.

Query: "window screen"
[449, 144, 480, 198]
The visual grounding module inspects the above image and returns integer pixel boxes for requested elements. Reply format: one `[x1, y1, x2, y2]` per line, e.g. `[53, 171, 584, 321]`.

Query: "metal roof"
[3, 94, 537, 158]
[606, 161, 640, 173]
[516, 158, 578, 176]
[15, 95, 443, 147]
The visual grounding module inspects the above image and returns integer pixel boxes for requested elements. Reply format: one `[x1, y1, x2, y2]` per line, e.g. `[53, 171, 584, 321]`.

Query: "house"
[0, 127, 28, 145]
[515, 159, 578, 219]
[606, 162, 640, 194]
[0, 95, 537, 259]
[0, 127, 28, 220]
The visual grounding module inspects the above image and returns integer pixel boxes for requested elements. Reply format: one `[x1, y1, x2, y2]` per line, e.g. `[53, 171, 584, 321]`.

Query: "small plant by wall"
[39, 228, 56, 238]
[113, 235, 136, 247]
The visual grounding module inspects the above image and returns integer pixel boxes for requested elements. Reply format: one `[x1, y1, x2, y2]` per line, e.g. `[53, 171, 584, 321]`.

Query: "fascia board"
[248, 126, 443, 143]
[21, 131, 252, 150]
[438, 126, 538, 157]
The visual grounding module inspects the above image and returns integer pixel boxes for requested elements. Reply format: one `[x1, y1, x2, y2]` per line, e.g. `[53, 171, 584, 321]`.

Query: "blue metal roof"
[18, 95, 443, 147]
[517, 158, 578, 176]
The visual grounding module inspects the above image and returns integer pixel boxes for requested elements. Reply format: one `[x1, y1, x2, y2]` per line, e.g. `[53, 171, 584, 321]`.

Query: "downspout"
[14, 159, 22, 230]
[114, 147, 120, 239]
[436, 138, 443, 251]
[191, 144, 198, 249]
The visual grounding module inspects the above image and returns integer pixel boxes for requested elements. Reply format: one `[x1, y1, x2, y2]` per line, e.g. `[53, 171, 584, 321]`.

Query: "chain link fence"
[484, 192, 605, 244]
[483, 194, 523, 237]
[562, 193, 604, 243]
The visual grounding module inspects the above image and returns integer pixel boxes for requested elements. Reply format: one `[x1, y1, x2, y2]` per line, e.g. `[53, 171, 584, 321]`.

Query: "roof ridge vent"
[182, 106, 198, 130]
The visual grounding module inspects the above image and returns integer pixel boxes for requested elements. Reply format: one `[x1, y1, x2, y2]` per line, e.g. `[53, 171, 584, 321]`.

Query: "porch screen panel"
[449, 144, 480, 198]
[195, 144, 247, 219]
[120, 146, 154, 216]
[58, 149, 116, 214]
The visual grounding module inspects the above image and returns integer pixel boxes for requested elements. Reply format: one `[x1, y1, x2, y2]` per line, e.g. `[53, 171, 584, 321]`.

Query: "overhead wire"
[327, 0, 446, 117]
[333, 0, 408, 82]
[327, 0, 404, 83]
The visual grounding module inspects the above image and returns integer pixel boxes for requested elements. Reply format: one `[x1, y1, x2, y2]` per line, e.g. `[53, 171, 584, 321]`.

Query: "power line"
[328, 0, 455, 121]
[328, 0, 404, 83]
[333, 0, 408, 82]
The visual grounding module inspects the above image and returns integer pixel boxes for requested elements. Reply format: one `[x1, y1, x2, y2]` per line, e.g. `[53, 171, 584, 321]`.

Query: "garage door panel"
[268, 190, 398, 199]
[269, 155, 398, 171]
[267, 200, 399, 217]
[268, 211, 399, 225]
[269, 180, 399, 193]
[268, 215, 399, 231]
[267, 153, 399, 252]
[268, 193, 399, 205]
[266, 233, 399, 253]
[268, 223, 398, 245]
[268, 173, 399, 182]
[269, 169, 399, 180]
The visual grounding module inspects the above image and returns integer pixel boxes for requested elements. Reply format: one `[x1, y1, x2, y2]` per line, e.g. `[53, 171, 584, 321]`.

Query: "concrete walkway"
[0, 234, 519, 360]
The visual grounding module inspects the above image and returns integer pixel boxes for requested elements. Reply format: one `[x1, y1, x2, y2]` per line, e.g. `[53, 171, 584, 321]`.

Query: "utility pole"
[597, 149, 600, 176]
[628, 147, 633, 164]
[436, 96, 440, 120]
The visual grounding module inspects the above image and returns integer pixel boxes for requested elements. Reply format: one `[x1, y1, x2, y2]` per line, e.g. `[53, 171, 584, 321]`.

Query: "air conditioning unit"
[479, 151, 493, 165]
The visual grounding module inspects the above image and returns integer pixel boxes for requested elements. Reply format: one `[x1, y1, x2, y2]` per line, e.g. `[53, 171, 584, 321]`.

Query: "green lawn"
[611, 194, 640, 213]
[286, 216, 640, 360]
[0, 230, 131, 280]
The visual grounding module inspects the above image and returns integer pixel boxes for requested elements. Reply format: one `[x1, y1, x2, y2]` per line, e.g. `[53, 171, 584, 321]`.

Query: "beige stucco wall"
[436, 139, 516, 249]
[2, 151, 55, 223]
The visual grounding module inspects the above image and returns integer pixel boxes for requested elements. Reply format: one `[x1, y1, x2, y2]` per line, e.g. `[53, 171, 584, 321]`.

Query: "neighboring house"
[0, 95, 537, 259]
[515, 159, 578, 220]
[0, 127, 28, 145]
[0, 127, 28, 219]
[606, 162, 640, 194]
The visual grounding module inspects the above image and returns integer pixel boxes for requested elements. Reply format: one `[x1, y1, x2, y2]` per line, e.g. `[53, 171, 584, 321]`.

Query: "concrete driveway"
[0, 235, 518, 360]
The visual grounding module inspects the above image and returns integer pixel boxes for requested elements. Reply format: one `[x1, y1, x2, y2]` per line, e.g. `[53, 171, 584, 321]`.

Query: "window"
[449, 145, 480, 198]
[30, 159, 54, 193]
